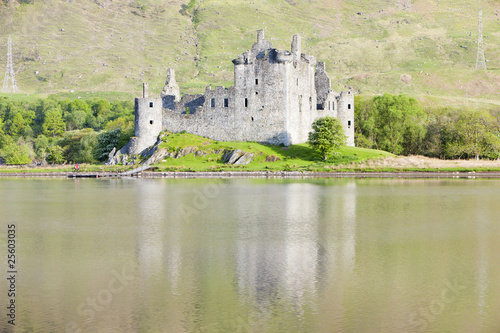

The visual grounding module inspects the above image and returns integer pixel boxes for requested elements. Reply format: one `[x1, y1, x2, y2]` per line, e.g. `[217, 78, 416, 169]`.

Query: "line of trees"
[0, 96, 135, 165]
[355, 94, 500, 160]
[2, 93, 499, 165]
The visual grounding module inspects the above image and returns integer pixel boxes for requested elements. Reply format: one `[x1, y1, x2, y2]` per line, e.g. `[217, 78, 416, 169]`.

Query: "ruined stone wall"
[162, 87, 238, 142]
[173, 94, 205, 114]
[321, 91, 338, 118]
[162, 73, 289, 145]
[315, 62, 331, 106]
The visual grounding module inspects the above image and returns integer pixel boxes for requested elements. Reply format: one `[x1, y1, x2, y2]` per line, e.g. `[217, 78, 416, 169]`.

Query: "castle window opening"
[255, 91, 258, 95]
[149, 102, 153, 108]
[309, 97, 312, 110]
[317, 104, 324, 110]
[255, 79, 258, 85]
[245, 98, 248, 107]
[251, 117, 254, 121]
[328, 101, 331, 110]
[150, 120, 153, 125]
[296, 78, 299, 86]
[348, 120, 351, 128]
[224, 98, 229, 107]
[348, 104, 351, 109]
[211, 98, 215, 108]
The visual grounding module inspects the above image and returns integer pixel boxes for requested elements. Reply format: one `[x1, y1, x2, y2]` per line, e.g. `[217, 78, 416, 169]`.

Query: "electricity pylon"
[475, 8, 487, 70]
[3, 36, 18, 93]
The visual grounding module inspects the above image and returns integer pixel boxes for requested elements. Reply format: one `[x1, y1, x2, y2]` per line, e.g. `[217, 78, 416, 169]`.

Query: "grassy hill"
[1, 0, 499, 108]
[149, 131, 394, 172]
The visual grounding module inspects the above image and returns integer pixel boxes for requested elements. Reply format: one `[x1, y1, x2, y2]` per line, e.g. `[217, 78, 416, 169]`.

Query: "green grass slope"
[1, 0, 499, 107]
[152, 131, 393, 172]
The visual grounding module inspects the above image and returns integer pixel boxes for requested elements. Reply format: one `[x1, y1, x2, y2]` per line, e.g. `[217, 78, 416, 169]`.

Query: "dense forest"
[0, 96, 134, 164]
[355, 94, 500, 160]
[0, 94, 499, 165]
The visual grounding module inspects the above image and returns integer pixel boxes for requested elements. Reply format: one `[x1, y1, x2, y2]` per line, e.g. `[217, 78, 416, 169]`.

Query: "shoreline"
[1, 170, 500, 179]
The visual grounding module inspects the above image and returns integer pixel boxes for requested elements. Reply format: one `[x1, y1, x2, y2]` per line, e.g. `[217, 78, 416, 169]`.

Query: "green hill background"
[1, 0, 499, 107]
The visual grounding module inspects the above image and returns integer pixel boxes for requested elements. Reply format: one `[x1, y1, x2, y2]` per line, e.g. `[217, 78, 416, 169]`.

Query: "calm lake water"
[1, 177, 500, 333]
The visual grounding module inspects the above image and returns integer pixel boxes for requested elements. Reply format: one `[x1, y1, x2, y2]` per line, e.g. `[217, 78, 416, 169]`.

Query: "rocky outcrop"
[221, 149, 254, 165]
[106, 148, 138, 166]
[144, 148, 168, 164]
[174, 147, 197, 158]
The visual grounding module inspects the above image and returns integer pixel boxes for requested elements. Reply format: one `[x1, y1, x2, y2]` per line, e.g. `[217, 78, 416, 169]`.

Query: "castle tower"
[129, 83, 162, 155]
[336, 91, 355, 147]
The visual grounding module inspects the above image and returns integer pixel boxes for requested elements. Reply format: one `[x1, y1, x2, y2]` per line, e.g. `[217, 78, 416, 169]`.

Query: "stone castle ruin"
[127, 30, 354, 155]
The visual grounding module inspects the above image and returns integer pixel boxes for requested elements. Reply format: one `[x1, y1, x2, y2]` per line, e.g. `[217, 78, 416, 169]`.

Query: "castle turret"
[128, 83, 162, 155]
[337, 90, 355, 147]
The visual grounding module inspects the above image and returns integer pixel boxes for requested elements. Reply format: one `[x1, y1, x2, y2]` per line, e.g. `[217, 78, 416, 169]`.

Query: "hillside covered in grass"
[149, 131, 393, 172]
[1, 0, 499, 108]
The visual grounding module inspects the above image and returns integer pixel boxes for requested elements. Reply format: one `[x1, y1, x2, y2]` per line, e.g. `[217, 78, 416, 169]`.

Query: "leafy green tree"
[354, 95, 376, 148]
[1, 140, 33, 165]
[46, 145, 65, 164]
[64, 110, 87, 130]
[307, 116, 346, 160]
[373, 94, 426, 155]
[109, 100, 134, 120]
[43, 109, 66, 137]
[93, 128, 122, 162]
[104, 117, 133, 131]
[92, 99, 111, 118]
[0, 134, 14, 151]
[445, 110, 500, 160]
[59, 129, 97, 163]
[422, 107, 459, 158]
[77, 131, 98, 163]
[9, 113, 25, 136]
[0, 117, 6, 149]
[34, 135, 50, 161]
[69, 99, 91, 114]
[20, 109, 35, 127]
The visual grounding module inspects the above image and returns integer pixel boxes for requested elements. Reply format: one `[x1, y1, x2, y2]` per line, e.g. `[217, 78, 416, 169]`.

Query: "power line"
[475, 8, 486, 70]
[2, 36, 18, 93]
